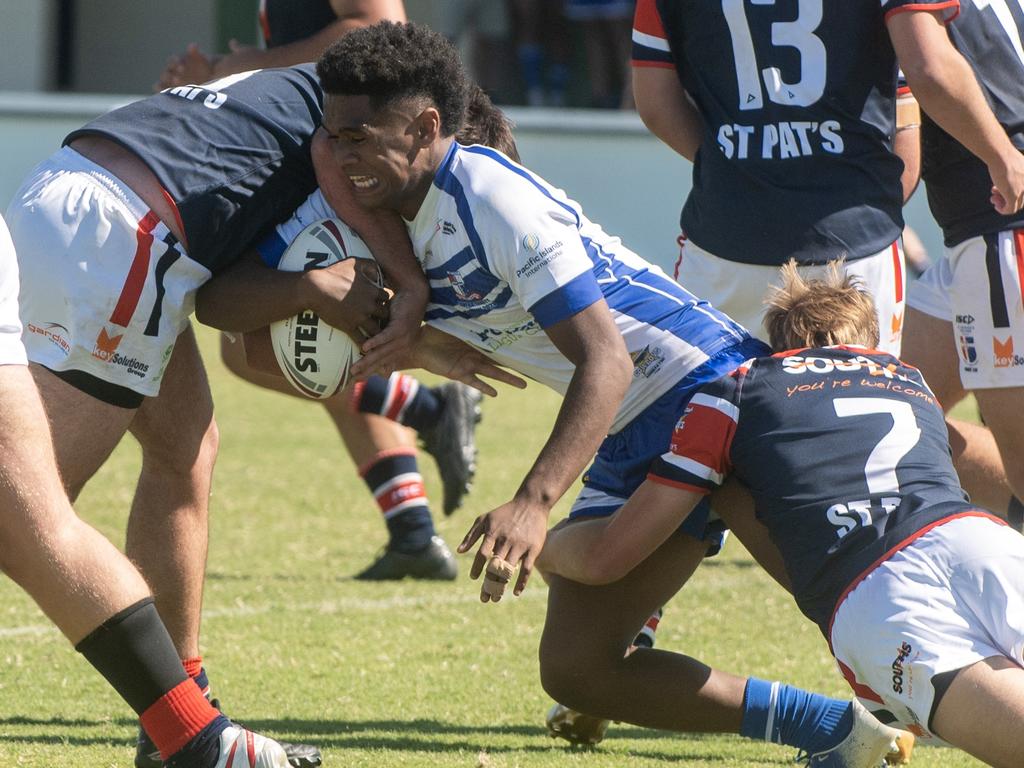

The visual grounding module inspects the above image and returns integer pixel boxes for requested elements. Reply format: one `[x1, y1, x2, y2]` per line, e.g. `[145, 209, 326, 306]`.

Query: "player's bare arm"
[401, 326, 527, 397]
[538, 480, 704, 585]
[194, 249, 388, 342]
[156, 0, 407, 90]
[311, 128, 430, 373]
[889, 9, 1024, 215]
[633, 66, 704, 163]
[458, 299, 632, 599]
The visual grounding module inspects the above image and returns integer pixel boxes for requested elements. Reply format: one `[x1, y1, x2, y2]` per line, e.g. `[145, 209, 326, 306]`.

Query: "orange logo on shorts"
[994, 336, 1015, 368]
[92, 327, 123, 361]
[890, 311, 903, 342]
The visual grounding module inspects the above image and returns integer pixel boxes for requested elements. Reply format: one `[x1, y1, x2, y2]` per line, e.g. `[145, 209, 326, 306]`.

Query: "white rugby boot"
[803, 701, 915, 767]
[213, 725, 290, 768]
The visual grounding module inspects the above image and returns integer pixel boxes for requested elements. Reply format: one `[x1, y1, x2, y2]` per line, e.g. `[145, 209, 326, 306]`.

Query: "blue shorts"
[568, 337, 769, 548]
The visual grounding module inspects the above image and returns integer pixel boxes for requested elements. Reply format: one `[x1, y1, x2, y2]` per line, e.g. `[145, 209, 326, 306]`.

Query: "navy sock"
[354, 374, 442, 432]
[740, 678, 853, 754]
[164, 714, 230, 768]
[363, 452, 436, 553]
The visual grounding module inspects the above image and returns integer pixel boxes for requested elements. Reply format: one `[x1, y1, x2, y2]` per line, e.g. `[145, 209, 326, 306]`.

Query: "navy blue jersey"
[649, 346, 970, 634]
[921, 0, 1024, 247]
[260, 0, 337, 48]
[64, 65, 323, 273]
[632, 0, 957, 266]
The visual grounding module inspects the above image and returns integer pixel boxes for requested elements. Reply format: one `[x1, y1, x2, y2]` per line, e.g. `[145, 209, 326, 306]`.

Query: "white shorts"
[5, 147, 211, 398]
[830, 514, 1024, 744]
[675, 236, 906, 355]
[907, 229, 1024, 388]
[0, 215, 28, 367]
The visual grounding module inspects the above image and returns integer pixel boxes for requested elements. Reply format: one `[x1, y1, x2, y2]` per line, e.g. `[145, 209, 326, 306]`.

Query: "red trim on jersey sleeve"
[631, 59, 678, 69]
[884, 1, 960, 24]
[646, 473, 712, 495]
[826, 510, 1004, 650]
[634, 0, 667, 37]
[669, 401, 736, 479]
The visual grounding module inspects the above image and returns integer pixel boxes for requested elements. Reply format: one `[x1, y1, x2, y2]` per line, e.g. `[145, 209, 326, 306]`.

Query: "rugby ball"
[269, 218, 381, 399]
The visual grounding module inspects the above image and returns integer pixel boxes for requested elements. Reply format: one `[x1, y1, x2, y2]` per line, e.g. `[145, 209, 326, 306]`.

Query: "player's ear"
[413, 107, 442, 145]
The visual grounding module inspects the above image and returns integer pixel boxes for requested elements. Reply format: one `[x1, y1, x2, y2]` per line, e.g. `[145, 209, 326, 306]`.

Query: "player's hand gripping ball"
[270, 218, 383, 399]
[481, 556, 515, 603]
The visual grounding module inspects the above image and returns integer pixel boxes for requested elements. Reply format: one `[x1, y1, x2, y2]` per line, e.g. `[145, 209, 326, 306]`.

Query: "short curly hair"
[317, 21, 470, 137]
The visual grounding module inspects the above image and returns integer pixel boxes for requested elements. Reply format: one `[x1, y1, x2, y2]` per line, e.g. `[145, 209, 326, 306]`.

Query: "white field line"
[0, 587, 544, 640]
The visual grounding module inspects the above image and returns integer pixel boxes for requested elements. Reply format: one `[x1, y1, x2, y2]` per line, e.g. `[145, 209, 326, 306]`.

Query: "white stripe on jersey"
[661, 452, 724, 485]
[690, 392, 740, 422]
[632, 29, 670, 51]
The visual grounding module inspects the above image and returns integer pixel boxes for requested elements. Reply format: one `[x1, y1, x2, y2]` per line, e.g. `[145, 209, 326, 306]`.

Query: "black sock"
[75, 598, 188, 715]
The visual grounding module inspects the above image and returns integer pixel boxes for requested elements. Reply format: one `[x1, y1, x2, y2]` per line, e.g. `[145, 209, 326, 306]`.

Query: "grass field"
[0, 326, 983, 767]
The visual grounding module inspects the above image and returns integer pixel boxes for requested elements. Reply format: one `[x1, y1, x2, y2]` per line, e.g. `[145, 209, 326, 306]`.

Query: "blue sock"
[164, 714, 230, 768]
[517, 43, 544, 92]
[740, 678, 853, 754]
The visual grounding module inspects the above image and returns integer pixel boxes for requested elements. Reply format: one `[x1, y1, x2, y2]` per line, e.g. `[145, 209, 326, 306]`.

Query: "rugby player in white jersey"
[196, 21, 920, 767]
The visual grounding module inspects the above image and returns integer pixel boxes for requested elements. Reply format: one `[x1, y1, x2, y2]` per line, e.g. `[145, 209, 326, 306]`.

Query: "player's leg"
[539, 531, 905, 763]
[126, 324, 217, 660]
[326, 399, 457, 581]
[903, 233, 1024, 517]
[220, 333, 457, 580]
[930, 657, 1024, 768]
[30, 363, 138, 497]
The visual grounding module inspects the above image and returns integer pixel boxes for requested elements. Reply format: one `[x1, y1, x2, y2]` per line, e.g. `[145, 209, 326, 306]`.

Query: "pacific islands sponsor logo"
[516, 240, 564, 279]
[521, 232, 541, 251]
[26, 322, 71, 357]
[993, 335, 1024, 368]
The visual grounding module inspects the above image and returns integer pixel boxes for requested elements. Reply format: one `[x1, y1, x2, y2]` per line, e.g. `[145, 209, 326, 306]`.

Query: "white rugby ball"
[269, 218, 380, 399]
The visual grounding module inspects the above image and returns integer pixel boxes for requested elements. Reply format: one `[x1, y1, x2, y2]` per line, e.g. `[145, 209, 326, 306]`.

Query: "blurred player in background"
[4, 63, 430, 768]
[539, 262, 1024, 768]
[204, 22, 922, 766]
[156, 0, 407, 90]
[901, 0, 1024, 525]
[632, 0, 1024, 357]
[0, 212, 290, 768]
[161, 0, 482, 583]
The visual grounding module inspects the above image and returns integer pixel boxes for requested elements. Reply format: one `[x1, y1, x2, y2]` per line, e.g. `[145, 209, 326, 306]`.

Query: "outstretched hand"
[458, 497, 549, 601]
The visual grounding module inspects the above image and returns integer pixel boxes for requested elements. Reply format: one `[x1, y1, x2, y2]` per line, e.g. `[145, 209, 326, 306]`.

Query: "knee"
[137, 412, 220, 480]
[538, 628, 618, 711]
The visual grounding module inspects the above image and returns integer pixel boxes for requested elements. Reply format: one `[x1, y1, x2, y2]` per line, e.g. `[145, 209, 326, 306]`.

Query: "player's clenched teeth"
[349, 175, 379, 190]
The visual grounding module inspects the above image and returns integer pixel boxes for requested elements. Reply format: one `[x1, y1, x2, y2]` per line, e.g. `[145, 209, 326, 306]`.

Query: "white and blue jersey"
[262, 141, 767, 535]
[263, 141, 755, 433]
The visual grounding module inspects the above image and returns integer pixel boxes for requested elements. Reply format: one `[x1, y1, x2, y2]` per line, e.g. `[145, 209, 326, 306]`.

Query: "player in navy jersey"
[901, 0, 1024, 534]
[538, 262, 1024, 766]
[4, 64, 431, 768]
[157, 0, 482, 586]
[631, 0, 1024, 358]
[156, 0, 407, 90]
[191, 22, 930, 765]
